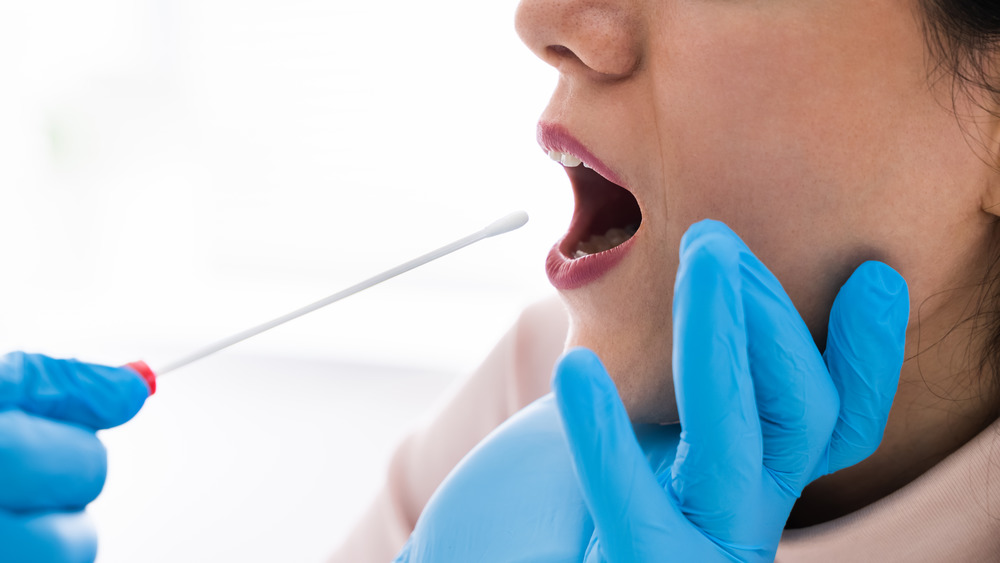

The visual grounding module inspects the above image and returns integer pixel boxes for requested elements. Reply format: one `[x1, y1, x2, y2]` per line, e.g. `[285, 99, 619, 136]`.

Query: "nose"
[514, 0, 642, 80]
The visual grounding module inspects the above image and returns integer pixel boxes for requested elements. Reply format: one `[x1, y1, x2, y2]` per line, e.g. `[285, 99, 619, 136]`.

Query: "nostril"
[545, 44, 582, 67]
[549, 45, 573, 57]
[545, 41, 636, 79]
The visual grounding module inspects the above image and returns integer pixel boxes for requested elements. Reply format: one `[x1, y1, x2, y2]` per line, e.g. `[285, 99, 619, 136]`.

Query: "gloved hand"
[395, 219, 908, 562]
[554, 219, 909, 562]
[0, 352, 152, 563]
[394, 390, 683, 561]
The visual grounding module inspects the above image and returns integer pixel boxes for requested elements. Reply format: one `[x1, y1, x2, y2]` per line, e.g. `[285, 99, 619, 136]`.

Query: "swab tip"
[483, 211, 529, 237]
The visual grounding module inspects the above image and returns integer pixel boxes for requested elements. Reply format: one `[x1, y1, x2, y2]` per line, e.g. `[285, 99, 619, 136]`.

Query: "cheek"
[656, 59, 858, 227]
[649, 2, 924, 227]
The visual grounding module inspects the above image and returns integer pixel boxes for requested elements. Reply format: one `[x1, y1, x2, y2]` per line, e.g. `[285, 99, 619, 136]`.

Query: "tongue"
[573, 224, 638, 258]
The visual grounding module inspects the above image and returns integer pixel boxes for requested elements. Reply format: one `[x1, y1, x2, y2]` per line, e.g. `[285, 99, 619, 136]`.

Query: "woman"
[1, 0, 998, 561]
[334, 0, 1000, 560]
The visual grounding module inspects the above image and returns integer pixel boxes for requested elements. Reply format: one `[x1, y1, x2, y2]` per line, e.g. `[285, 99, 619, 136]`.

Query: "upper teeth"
[547, 150, 586, 168]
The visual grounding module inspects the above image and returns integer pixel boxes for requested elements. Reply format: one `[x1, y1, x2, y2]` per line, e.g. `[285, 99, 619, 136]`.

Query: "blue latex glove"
[555, 220, 909, 562]
[0, 352, 151, 563]
[395, 392, 682, 561]
[395, 219, 908, 562]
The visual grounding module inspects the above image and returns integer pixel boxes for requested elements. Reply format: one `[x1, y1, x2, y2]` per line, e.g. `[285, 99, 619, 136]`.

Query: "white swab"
[153, 211, 529, 375]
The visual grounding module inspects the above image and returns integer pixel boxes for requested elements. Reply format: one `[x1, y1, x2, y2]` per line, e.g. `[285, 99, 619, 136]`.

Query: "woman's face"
[516, 0, 1000, 422]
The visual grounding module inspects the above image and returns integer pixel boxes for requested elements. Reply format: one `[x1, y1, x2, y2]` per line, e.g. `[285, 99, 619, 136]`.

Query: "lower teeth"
[572, 224, 638, 258]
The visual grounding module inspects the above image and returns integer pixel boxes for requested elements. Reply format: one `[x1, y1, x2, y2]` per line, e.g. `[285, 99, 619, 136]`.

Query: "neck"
[786, 284, 1000, 529]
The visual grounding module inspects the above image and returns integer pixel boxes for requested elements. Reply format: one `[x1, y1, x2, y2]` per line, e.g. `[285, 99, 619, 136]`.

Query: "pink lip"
[538, 122, 638, 290]
[545, 235, 637, 290]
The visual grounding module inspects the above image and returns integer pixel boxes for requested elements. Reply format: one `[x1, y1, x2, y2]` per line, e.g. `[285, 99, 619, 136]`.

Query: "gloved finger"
[0, 410, 107, 511]
[553, 348, 711, 561]
[737, 237, 839, 492]
[822, 261, 908, 474]
[0, 352, 150, 430]
[670, 221, 760, 535]
[0, 509, 98, 563]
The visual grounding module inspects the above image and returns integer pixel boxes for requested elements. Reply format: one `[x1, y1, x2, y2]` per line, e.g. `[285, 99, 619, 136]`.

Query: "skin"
[515, 0, 1000, 526]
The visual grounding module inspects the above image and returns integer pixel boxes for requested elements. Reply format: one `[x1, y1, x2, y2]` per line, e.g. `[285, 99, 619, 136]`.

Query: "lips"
[538, 122, 642, 290]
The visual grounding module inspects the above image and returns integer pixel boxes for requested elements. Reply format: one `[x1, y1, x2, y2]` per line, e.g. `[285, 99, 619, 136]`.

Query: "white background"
[0, 1, 569, 561]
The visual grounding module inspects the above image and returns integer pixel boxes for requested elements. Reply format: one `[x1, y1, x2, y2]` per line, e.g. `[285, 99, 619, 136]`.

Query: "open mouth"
[540, 127, 643, 290]
[557, 155, 642, 259]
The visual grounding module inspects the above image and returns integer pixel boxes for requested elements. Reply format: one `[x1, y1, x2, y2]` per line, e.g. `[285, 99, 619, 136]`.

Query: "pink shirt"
[329, 297, 1000, 562]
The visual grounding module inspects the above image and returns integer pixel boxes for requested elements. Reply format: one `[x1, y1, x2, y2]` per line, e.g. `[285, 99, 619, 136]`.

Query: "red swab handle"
[125, 360, 157, 395]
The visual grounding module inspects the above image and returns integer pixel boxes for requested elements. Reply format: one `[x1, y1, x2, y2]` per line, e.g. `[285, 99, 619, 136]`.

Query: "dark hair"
[920, 0, 1000, 418]
[921, 0, 1000, 102]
